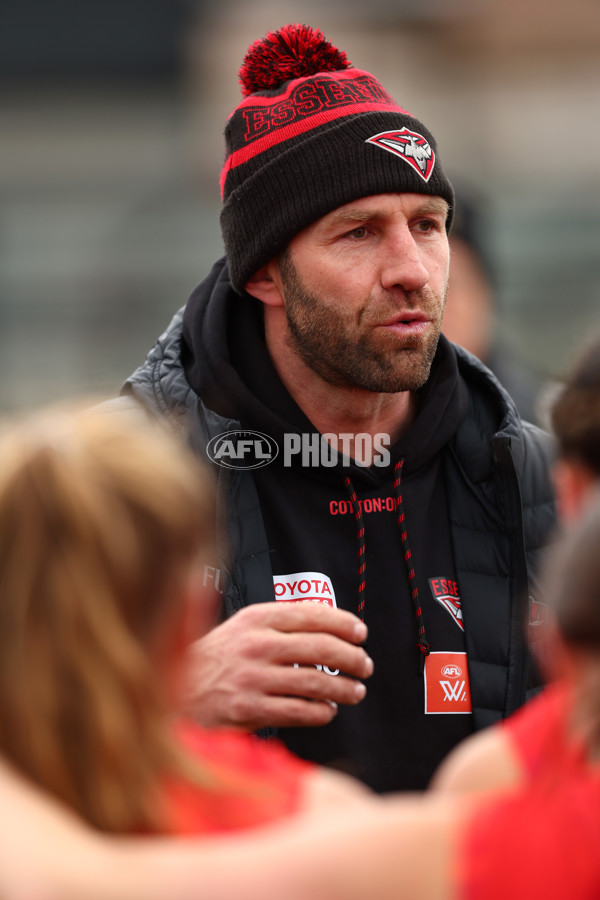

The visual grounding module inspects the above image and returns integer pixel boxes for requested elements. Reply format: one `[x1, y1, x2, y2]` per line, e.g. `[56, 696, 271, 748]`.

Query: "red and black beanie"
[220, 24, 454, 293]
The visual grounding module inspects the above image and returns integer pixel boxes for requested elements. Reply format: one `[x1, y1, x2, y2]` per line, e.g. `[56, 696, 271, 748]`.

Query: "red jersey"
[163, 720, 313, 835]
[460, 683, 600, 899]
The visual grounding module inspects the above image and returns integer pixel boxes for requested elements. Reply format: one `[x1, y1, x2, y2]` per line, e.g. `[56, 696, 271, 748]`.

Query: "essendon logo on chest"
[273, 571, 337, 608]
[241, 75, 392, 144]
[429, 577, 464, 632]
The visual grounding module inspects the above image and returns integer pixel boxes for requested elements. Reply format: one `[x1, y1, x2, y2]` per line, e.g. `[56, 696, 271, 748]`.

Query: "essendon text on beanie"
[205, 430, 391, 470]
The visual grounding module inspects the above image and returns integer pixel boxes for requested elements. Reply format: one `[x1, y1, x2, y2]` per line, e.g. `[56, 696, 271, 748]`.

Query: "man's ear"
[244, 260, 285, 307]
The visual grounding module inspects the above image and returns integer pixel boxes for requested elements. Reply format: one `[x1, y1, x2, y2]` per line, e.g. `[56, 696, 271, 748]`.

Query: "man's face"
[274, 193, 450, 393]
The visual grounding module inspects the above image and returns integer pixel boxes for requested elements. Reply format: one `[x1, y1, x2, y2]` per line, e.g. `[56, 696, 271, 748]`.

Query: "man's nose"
[379, 228, 430, 293]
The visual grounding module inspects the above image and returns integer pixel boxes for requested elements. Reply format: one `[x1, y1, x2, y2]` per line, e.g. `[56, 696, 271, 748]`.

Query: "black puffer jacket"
[122, 261, 556, 735]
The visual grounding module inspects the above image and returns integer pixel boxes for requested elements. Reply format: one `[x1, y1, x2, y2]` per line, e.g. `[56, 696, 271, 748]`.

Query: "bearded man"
[120, 24, 556, 792]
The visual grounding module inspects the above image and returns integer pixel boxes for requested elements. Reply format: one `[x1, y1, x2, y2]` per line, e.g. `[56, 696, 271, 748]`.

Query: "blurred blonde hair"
[0, 403, 217, 833]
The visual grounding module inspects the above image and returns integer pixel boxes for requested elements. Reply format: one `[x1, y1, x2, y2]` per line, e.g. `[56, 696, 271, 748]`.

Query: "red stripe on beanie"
[221, 103, 409, 197]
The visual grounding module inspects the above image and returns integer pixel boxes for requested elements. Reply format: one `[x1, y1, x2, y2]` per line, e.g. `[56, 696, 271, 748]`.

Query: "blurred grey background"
[1, 0, 599, 413]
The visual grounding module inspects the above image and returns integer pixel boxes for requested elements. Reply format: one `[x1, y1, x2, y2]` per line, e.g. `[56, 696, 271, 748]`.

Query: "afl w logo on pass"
[424, 652, 472, 715]
[206, 430, 278, 469]
[365, 127, 435, 182]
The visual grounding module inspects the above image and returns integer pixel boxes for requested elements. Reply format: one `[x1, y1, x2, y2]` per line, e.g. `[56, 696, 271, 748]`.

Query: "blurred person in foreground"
[442, 186, 544, 424]
[433, 332, 600, 795]
[117, 22, 556, 793]
[0, 403, 369, 837]
[3, 477, 600, 897]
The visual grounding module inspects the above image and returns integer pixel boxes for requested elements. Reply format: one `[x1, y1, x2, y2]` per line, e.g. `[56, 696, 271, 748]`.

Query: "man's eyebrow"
[325, 208, 376, 226]
[415, 199, 450, 217]
[323, 198, 450, 227]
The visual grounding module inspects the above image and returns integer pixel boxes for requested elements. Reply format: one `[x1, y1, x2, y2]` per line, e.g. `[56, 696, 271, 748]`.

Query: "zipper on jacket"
[493, 435, 530, 714]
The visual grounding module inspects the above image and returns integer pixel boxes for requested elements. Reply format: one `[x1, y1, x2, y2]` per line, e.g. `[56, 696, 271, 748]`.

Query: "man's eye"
[416, 219, 437, 233]
[347, 226, 368, 239]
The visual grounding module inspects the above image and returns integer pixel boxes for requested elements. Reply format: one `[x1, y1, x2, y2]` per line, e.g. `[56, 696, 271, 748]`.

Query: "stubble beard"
[278, 250, 447, 393]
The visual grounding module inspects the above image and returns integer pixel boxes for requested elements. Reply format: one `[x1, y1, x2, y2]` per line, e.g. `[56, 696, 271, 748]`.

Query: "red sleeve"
[163, 720, 314, 835]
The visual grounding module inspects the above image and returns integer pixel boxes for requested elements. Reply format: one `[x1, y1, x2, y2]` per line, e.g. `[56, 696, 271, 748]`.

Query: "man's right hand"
[184, 602, 373, 731]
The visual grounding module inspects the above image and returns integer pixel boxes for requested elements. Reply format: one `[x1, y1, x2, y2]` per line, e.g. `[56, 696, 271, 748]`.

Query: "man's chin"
[348, 362, 434, 394]
[381, 352, 438, 393]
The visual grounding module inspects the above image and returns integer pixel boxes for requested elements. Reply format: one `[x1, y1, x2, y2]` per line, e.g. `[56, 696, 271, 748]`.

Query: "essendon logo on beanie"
[366, 127, 435, 182]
